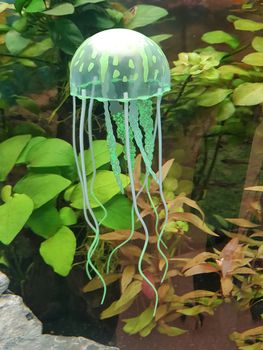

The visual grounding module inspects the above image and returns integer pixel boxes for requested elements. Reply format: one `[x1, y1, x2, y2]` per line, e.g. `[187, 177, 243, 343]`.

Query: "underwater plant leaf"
[221, 276, 233, 296]
[70, 170, 129, 209]
[21, 38, 54, 57]
[123, 307, 154, 334]
[233, 18, 263, 32]
[101, 280, 142, 319]
[177, 305, 214, 316]
[43, 3, 74, 16]
[39, 226, 76, 277]
[197, 88, 232, 107]
[74, 0, 105, 6]
[233, 83, 263, 106]
[245, 186, 263, 192]
[155, 304, 169, 322]
[139, 320, 156, 337]
[27, 202, 62, 239]
[99, 230, 156, 243]
[80, 140, 123, 175]
[182, 252, 218, 271]
[25, 0, 45, 12]
[26, 138, 75, 168]
[16, 137, 46, 164]
[157, 324, 187, 337]
[121, 265, 135, 293]
[14, 173, 71, 208]
[202, 30, 239, 49]
[142, 271, 155, 300]
[216, 100, 235, 122]
[242, 53, 263, 66]
[157, 283, 170, 301]
[252, 37, 263, 52]
[225, 218, 259, 228]
[94, 195, 133, 230]
[59, 207, 77, 226]
[0, 194, 34, 245]
[83, 274, 121, 293]
[5, 30, 31, 54]
[0, 134, 31, 181]
[150, 34, 172, 45]
[126, 5, 168, 29]
[184, 264, 219, 276]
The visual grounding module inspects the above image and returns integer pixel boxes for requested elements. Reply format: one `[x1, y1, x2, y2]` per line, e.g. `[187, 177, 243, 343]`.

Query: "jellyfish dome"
[70, 28, 171, 316]
[70, 28, 170, 101]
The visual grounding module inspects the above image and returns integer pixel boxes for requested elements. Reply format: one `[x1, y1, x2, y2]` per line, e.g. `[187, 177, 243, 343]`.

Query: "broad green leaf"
[14, 174, 71, 208]
[157, 324, 187, 336]
[0, 135, 31, 181]
[25, 0, 45, 12]
[70, 170, 129, 209]
[49, 19, 83, 55]
[1, 185, 12, 203]
[123, 307, 154, 334]
[218, 65, 249, 79]
[15, 0, 28, 12]
[252, 36, 263, 52]
[80, 140, 123, 175]
[202, 30, 239, 49]
[12, 17, 27, 32]
[59, 207, 77, 226]
[242, 52, 263, 66]
[21, 38, 53, 57]
[27, 202, 62, 238]
[126, 5, 168, 29]
[40, 226, 76, 276]
[0, 194, 33, 245]
[83, 274, 121, 292]
[233, 83, 263, 106]
[197, 88, 232, 107]
[101, 280, 142, 319]
[216, 100, 235, 122]
[75, 0, 104, 5]
[150, 34, 172, 45]
[94, 195, 132, 230]
[233, 18, 263, 32]
[139, 320, 156, 337]
[16, 137, 46, 164]
[44, 3, 74, 15]
[26, 138, 74, 167]
[5, 30, 31, 55]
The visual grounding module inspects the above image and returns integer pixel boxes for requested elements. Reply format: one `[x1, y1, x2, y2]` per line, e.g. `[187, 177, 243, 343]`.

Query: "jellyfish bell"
[70, 28, 171, 315]
[70, 28, 170, 101]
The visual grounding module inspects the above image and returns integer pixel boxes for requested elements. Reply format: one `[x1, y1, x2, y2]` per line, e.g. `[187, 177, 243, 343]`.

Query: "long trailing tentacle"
[104, 101, 124, 194]
[79, 89, 107, 304]
[156, 92, 169, 283]
[123, 92, 158, 316]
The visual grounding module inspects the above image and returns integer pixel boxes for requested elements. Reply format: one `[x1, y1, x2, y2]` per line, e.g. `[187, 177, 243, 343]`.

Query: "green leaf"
[49, 19, 83, 55]
[21, 38, 53, 57]
[123, 307, 154, 334]
[126, 5, 168, 29]
[197, 88, 232, 107]
[233, 18, 263, 32]
[218, 65, 249, 79]
[1, 185, 12, 203]
[14, 174, 71, 209]
[70, 170, 129, 209]
[101, 280, 142, 319]
[40, 226, 76, 276]
[202, 30, 239, 49]
[150, 34, 172, 45]
[25, 0, 45, 12]
[94, 195, 132, 230]
[80, 140, 123, 175]
[44, 3, 74, 16]
[177, 305, 214, 316]
[216, 100, 235, 122]
[15, 0, 29, 12]
[252, 36, 263, 52]
[27, 202, 62, 238]
[157, 324, 187, 337]
[16, 137, 46, 164]
[5, 30, 31, 55]
[26, 138, 74, 168]
[59, 207, 77, 226]
[0, 194, 34, 245]
[242, 52, 263, 66]
[0, 135, 31, 181]
[233, 83, 263, 106]
[12, 17, 27, 32]
[74, 0, 104, 5]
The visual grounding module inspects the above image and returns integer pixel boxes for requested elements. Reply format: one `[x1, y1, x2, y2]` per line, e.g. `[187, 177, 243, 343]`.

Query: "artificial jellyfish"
[70, 28, 171, 315]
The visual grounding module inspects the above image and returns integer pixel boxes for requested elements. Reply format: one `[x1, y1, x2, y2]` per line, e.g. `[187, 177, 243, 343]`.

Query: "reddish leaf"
[142, 271, 155, 300]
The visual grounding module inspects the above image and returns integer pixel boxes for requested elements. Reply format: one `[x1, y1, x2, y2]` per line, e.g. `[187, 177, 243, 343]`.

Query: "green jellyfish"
[70, 28, 171, 315]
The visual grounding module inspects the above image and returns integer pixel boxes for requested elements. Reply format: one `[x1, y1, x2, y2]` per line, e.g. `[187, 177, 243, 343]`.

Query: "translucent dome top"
[70, 28, 171, 101]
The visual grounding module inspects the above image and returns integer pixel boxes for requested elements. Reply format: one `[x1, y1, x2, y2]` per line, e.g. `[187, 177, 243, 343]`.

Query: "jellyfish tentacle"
[156, 93, 169, 283]
[79, 89, 107, 304]
[129, 101, 158, 183]
[104, 101, 124, 193]
[124, 93, 158, 316]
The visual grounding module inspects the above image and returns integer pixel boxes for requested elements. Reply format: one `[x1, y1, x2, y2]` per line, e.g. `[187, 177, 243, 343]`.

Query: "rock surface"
[0, 271, 119, 350]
